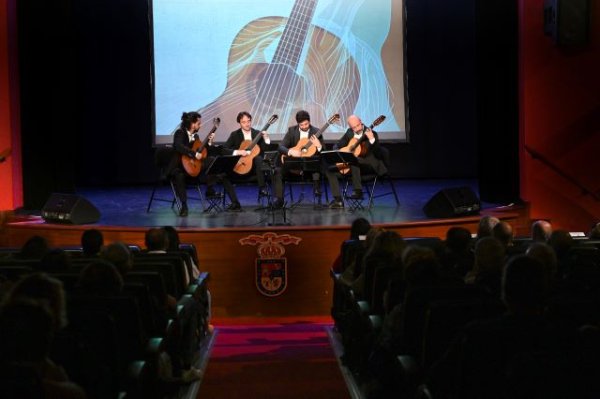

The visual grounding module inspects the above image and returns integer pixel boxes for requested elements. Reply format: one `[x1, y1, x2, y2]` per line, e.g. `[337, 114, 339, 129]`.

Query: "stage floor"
[39, 178, 498, 228]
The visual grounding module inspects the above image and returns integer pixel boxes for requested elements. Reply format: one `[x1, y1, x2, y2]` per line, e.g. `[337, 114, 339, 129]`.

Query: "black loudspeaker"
[544, 0, 589, 46]
[41, 193, 100, 224]
[423, 187, 481, 218]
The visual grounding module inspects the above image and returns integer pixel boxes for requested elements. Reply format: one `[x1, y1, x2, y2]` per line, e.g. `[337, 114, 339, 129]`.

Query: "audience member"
[465, 236, 505, 297]
[531, 219, 552, 242]
[77, 260, 124, 296]
[441, 226, 474, 279]
[476, 216, 500, 240]
[492, 221, 514, 250]
[81, 229, 104, 258]
[100, 242, 133, 276]
[6, 273, 68, 331]
[15, 235, 49, 260]
[39, 249, 72, 272]
[588, 222, 600, 239]
[0, 299, 86, 399]
[145, 227, 169, 252]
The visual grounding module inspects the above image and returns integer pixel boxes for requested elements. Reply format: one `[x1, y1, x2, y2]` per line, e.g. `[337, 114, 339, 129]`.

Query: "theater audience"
[77, 260, 123, 296]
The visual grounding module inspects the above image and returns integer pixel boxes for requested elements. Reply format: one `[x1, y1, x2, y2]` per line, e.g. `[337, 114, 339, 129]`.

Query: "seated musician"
[325, 114, 387, 209]
[221, 111, 271, 199]
[169, 111, 241, 216]
[272, 110, 323, 209]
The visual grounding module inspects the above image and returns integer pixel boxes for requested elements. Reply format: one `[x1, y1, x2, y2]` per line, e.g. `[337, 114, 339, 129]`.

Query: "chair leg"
[146, 186, 157, 213]
[169, 181, 183, 213]
[367, 176, 378, 209]
[389, 177, 400, 205]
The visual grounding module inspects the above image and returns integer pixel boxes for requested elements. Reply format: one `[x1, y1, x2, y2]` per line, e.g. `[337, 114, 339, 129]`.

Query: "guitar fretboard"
[272, 0, 318, 69]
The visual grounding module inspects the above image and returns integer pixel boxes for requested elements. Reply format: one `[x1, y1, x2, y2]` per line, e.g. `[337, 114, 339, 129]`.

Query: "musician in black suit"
[221, 111, 271, 198]
[169, 111, 240, 216]
[325, 115, 387, 209]
[272, 110, 323, 208]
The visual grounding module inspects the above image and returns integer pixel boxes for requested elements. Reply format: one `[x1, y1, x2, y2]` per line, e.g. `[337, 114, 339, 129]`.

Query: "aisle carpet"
[197, 316, 350, 398]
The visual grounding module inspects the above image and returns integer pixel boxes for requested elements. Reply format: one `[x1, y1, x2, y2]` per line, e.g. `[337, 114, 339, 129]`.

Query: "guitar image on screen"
[196, 0, 360, 132]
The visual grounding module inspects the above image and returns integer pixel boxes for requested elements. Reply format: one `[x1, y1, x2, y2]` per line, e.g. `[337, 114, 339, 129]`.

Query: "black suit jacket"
[278, 125, 320, 155]
[222, 128, 267, 155]
[334, 128, 387, 175]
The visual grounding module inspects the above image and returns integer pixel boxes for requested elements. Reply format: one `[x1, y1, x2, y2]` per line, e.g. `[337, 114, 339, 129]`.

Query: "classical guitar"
[196, 0, 359, 135]
[181, 118, 220, 177]
[281, 113, 340, 164]
[336, 115, 386, 174]
[233, 114, 279, 176]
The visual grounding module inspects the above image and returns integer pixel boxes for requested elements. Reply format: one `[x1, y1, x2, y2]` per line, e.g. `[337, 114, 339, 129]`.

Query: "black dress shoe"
[272, 198, 284, 209]
[348, 190, 363, 200]
[328, 199, 344, 209]
[179, 204, 189, 216]
[226, 202, 242, 212]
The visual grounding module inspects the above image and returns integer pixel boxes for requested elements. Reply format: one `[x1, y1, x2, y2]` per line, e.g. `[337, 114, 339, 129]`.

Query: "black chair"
[279, 154, 327, 208]
[342, 146, 399, 210]
[147, 146, 205, 213]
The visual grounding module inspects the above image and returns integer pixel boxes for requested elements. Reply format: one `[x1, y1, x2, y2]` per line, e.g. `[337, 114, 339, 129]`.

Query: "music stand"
[283, 156, 324, 209]
[321, 150, 358, 168]
[203, 155, 241, 213]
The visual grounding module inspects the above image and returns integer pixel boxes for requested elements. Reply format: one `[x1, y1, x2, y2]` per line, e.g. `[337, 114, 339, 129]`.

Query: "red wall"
[520, 0, 600, 231]
[0, 0, 22, 211]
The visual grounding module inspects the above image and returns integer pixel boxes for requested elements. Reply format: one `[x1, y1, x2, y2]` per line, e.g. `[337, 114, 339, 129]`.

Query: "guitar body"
[233, 140, 261, 175]
[336, 138, 364, 175]
[280, 138, 318, 164]
[197, 17, 360, 133]
[181, 139, 208, 177]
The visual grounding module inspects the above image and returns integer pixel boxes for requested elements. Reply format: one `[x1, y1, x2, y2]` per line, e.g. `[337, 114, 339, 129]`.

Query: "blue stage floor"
[61, 179, 498, 229]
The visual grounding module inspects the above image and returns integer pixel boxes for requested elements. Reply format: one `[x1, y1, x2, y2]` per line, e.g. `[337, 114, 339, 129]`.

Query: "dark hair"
[40, 248, 72, 272]
[81, 229, 104, 257]
[100, 242, 133, 276]
[162, 226, 181, 252]
[350, 218, 371, 240]
[7, 273, 67, 330]
[445, 226, 472, 253]
[181, 111, 201, 130]
[295, 110, 310, 124]
[236, 111, 252, 123]
[0, 298, 55, 362]
[78, 260, 124, 295]
[502, 255, 546, 307]
[17, 236, 49, 260]
[145, 227, 168, 251]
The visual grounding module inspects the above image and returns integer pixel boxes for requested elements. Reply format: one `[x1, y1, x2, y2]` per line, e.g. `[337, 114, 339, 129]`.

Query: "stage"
[1, 179, 530, 318]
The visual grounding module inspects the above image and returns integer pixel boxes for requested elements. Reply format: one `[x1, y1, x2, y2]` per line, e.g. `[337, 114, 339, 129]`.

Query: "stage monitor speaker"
[41, 193, 100, 224]
[544, 0, 589, 46]
[423, 187, 481, 218]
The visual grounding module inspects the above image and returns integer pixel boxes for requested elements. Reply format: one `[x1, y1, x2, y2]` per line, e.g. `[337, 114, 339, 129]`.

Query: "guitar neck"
[245, 121, 273, 151]
[302, 121, 332, 150]
[196, 127, 217, 153]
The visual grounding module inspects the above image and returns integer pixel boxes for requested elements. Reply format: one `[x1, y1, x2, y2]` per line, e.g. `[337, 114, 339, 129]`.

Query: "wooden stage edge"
[0, 206, 530, 318]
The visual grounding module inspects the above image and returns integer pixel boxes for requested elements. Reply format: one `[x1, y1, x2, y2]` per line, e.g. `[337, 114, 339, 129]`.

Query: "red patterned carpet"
[198, 317, 350, 398]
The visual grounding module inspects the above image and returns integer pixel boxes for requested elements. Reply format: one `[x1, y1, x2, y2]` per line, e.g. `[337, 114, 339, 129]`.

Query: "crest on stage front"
[256, 258, 287, 297]
[239, 232, 302, 297]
